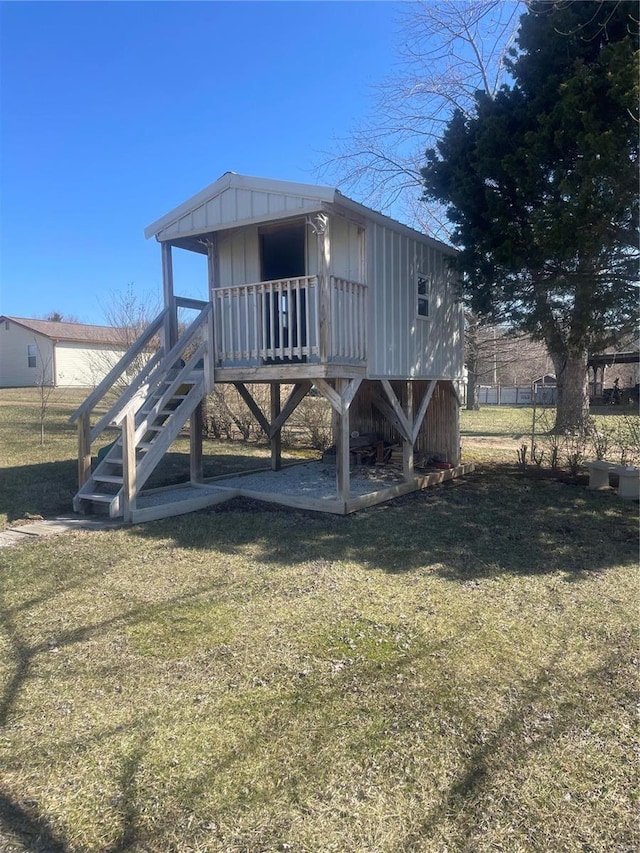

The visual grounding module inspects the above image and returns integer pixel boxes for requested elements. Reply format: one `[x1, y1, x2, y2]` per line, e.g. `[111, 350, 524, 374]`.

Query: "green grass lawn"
[0, 389, 638, 852]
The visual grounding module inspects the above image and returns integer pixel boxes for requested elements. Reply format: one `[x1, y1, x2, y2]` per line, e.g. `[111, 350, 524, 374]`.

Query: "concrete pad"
[0, 529, 38, 548]
[0, 515, 123, 549]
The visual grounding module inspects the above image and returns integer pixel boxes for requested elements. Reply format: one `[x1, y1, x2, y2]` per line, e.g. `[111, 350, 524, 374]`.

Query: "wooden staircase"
[69, 299, 214, 521]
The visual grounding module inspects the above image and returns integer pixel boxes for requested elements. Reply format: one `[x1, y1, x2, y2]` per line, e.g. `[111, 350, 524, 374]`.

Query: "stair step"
[94, 474, 124, 484]
[105, 448, 145, 464]
[140, 409, 173, 419]
[140, 400, 185, 419]
[79, 492, 117, 503]
[138, 442, 154, 450]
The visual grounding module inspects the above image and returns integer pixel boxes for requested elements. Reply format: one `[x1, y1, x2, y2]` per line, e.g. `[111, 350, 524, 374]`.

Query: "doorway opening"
[260, 223, 307, 363]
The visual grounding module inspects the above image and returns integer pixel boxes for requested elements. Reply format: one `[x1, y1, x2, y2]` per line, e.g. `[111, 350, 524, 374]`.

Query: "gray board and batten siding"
[366, 220, 462, 380]
[144, 173, 464, 383]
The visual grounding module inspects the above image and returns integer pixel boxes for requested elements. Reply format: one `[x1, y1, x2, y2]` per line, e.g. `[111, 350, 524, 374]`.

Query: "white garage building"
[0, 316, 129, 388]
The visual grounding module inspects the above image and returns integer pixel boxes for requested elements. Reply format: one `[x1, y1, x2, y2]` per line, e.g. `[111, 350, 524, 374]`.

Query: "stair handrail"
[107, 302, 213, 433]
[69, 307, 169, 425]
[137, 302, 213, 404]
[71, 302, 212, 492]
[89, 347, 165, 443]
[125, 342, 207, 439]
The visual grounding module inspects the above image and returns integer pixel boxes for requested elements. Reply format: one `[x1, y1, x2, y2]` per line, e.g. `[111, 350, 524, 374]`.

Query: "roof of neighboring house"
[144, 171, 456, 256]
[588, 350, 640, 368]
[1, 316, 129, 348]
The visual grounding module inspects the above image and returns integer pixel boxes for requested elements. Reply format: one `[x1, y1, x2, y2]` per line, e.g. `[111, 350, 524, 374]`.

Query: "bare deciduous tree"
[90, 283, 162, 394]
[99, 283, 161, 350]
[321, 1, 525, 409]
[319, 0, 522, 238]
[465, 316, 552, 409]
[32, 339, 58, 446]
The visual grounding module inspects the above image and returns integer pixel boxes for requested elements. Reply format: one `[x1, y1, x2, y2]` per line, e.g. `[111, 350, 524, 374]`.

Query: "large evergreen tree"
[422, 0, 639, 431]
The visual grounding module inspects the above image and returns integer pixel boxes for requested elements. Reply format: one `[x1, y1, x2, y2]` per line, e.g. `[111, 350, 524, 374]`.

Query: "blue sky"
[0, 0, 403, 324]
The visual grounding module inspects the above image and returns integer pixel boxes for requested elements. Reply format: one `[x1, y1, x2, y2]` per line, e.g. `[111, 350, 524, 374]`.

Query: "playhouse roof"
[144, 172, 455, 255]
[1, 316, 129, 347]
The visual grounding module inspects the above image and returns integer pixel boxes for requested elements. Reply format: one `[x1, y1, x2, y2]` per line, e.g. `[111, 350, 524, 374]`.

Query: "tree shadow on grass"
[130, 471, 639, 581]
[396, 644, 636, 852]
[0, 461, 78, 526]
[0, 559, 229, 851]
[0, 468, 636, 850]
[0, 728, 152, 853]
[0, 791, 68, 853]
[0, 451, 265, 526]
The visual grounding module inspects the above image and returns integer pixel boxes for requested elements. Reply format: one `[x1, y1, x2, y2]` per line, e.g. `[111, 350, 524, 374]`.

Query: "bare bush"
[613, 414, 640, 467]
[586, 416, 614, 462]
[293, 396, 333, 450]
[205, 385, 269, 443]
[563, 428, 590, 477]
[203, 385, 334, 451]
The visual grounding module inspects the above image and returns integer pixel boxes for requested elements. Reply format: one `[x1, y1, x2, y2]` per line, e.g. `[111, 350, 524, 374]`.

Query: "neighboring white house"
[0, 316, 129, 388]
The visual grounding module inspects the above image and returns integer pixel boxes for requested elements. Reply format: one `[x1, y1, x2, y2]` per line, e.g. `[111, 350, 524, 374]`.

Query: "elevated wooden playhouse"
[70, 173, 471, 522]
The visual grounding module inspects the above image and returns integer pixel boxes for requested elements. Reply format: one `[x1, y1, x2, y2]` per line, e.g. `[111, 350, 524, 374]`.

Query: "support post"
[78, 411, 91, 489]
[206, 237, 217, 387]
[121, 410, 136, 523]
[270, 383, 282, 471]
[335, 378, 350, 501]
[311, 214, 330, 362]
[403, 381, 414, 481]
[453, 387, 461, 466]
[162, 242, 178, 349]
[190, 402, 204, 483]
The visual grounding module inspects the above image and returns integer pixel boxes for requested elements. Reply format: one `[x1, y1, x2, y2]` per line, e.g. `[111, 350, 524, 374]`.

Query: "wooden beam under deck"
[233, 381, 313, 440]
[190, 402, 204, 483]
[270, 383, 281, 471]
[214, 364, 366, 383]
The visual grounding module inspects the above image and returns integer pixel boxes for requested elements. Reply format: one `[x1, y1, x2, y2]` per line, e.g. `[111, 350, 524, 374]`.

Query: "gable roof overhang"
[0, 316, 129, 347]
[144, 172, 456, 257]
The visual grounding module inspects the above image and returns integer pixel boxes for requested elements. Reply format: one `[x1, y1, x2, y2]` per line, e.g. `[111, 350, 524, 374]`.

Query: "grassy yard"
[0, 389, 313, 531]
[0, 390, 638, 852]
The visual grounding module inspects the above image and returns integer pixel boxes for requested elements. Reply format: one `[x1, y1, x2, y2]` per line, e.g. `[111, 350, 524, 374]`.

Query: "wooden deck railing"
[214, 275, 367, 365]
[214, 275, 318, 363]
[69, 298, 213, 489]
[330, 276, 367, 362]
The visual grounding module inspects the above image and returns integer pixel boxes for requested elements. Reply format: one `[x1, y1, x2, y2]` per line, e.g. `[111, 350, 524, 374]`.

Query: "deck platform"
[129, 461, 475, 522]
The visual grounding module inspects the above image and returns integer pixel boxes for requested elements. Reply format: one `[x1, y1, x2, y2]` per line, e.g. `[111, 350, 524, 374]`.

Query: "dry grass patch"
[1, 390, 638, 850]
[1, 475, 638, 852]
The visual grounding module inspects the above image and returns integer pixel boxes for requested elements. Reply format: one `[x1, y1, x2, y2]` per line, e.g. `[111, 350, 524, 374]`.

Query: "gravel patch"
[213, 461, 404, 500]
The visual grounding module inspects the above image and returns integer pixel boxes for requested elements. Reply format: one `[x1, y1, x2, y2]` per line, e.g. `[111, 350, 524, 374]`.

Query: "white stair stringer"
[73, 368, 206, 518]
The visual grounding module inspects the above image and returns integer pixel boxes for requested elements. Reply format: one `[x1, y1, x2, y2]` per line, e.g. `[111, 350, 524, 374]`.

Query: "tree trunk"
[465, 313, 480, 411]
[550, 351, 589, 433]
[466, 368, 480, 411]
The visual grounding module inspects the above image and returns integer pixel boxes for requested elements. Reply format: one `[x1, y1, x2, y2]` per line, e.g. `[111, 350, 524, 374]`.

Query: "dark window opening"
[417, 272, 430, 319]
